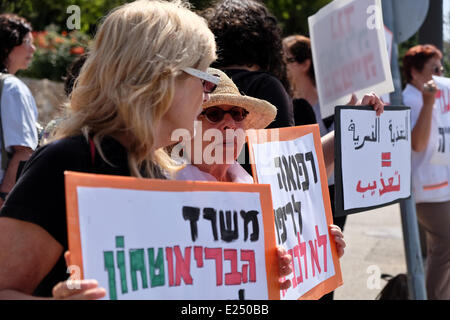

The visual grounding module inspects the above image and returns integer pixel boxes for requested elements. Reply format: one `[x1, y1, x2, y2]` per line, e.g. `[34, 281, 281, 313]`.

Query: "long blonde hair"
[54, 0, 216, 178]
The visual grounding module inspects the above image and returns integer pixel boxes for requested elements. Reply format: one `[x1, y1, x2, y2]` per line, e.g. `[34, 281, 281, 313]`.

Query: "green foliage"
[2, 0, 133, 35]
[17, 27, 91, 82]
[265, 0, 332, 36]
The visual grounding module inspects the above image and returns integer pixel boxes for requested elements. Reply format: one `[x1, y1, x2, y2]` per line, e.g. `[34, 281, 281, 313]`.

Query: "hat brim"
[203, 94, 277, 129]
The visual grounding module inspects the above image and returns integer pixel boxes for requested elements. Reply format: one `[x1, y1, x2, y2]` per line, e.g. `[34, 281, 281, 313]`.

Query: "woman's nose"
[221, 113, 236, 130]
[203, 92, 210, 104]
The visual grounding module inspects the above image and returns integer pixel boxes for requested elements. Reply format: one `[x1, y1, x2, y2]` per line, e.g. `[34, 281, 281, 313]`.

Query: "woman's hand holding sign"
[329, 224, 346, 258]
[52, 252, 106, 300]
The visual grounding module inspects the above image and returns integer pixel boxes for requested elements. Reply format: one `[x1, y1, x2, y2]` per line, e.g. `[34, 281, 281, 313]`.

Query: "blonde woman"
[0, 0, 217, 299]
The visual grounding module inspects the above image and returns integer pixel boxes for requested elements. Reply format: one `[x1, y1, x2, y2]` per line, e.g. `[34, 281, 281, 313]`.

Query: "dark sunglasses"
[200, 106, 249, 123]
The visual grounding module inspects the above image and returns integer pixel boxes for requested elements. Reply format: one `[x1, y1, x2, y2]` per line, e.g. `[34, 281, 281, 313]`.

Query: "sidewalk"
[334, 203, 407, 300]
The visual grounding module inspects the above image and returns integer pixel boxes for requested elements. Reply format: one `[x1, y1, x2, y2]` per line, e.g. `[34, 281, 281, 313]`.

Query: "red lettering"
[241, 250, 256, 283]
[362, 53, 376, 80]
[331, 5, 354, 39]
[224, 249, 241, 285]
[288, 248, 297, 288]
[281, 277, 287, 297]
[343, 5, 354, 32]
[309, 239, 321, 277]
[297, 232, 308, 279]
[205, 247, 223, 286]
[165, 247, 174, 287]
[316, 225, 328, 273]
[293, 242, 303, 285]
[174, 245, 193, 286]
[194, 246, 203, 267]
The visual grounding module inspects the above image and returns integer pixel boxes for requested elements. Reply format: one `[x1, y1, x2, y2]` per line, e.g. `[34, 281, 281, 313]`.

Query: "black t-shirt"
[0, 135, 134, 297]
[293, 98, 317, 126]
[223, 69, 294, 128]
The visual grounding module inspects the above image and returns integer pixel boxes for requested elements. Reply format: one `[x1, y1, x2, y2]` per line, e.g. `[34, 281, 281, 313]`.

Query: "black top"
[293, 98, 317, 126]
[0, 135, 140, 297]
[223, 69, 294, 128]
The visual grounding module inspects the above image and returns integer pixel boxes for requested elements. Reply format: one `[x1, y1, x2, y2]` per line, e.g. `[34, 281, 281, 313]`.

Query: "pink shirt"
[176, 162, 254, 183]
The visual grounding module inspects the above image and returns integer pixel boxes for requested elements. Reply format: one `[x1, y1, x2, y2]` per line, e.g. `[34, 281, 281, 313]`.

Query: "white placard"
[430, 76, 450, 165]
[339, 108, 411, 210]
[250, 132, 338, 300]
[70, 181, 277, 300]
[308, 0, 394, 118]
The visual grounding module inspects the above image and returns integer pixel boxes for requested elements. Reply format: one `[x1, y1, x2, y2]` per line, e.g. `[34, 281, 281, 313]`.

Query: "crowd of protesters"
[0, 0, 447, 300]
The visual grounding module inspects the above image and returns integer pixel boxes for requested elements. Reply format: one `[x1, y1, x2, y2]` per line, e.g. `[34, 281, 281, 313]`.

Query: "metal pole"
[382, 0, 427, 300]
[399, 196, 427, 300]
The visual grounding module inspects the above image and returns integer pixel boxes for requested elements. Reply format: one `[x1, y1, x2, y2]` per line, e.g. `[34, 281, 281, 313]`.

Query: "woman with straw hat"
[175, 69, 347, 291]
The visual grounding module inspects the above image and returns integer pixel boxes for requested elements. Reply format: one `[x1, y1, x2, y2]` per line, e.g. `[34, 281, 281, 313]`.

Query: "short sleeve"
[402, 85, 423, 129]
[1, 76, 38, 152]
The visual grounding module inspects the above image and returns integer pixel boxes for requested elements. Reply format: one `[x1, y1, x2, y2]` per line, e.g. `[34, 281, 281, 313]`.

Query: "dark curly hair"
[402, 44, 442, 84]
[202, 0, 288, 88]
[0, 13, 32, 73]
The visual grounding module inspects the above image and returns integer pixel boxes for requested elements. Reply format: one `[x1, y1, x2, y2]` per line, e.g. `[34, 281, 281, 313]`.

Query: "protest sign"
[380, 25, 393, 104]
[429, 76, 450, 165]
[334, 106, 411, 216]
[308, 0, 394, 118]
[65, 172, 278, 300]
[246, 126, 342, 300]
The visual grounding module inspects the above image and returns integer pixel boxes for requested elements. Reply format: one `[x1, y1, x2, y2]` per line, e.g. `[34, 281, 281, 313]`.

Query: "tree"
[264, 0, 332, 36]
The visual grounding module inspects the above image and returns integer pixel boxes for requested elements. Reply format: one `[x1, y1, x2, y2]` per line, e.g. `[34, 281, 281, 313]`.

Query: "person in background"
[203, 0, 294, 129]
[202, 0, 295, 177]
[0, 14, 38, 209]
[402, 44, 450, 300]
[283, 34, 386, 300]
[0, 0, 217, 299]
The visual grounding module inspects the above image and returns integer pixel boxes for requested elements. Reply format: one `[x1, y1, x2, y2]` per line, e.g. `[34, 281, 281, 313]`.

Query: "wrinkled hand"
[357, 92, 385, 116]
[52, 279, 106, 300]
[329, 224, 346, 258]
[422, 80, 438, 107]
[52, 251, 106, 300]
[277, 245, 292, 290]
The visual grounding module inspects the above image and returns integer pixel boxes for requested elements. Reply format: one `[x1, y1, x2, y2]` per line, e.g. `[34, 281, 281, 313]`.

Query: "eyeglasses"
[432, 66, 444, 75]
[182, 67, 220, 94]
[200, 106, 249, 123]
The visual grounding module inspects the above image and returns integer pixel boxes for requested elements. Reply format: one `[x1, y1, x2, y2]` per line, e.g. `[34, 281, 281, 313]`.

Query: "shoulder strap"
[89, 137, 96, 165]
[0, 73, 13, 171]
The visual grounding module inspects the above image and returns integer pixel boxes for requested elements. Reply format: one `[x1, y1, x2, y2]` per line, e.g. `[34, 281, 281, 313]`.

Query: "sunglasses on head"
[182, 67, 220, 94]
[200, 106, 249, 123]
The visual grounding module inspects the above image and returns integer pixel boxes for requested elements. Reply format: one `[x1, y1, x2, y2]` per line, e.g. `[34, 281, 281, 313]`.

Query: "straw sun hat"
[202, 68, 277, 129]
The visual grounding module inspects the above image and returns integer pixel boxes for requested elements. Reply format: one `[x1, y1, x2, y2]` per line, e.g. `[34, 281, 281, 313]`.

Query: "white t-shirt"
[0, 75, 38, 182]
[402, 83, 450, 203]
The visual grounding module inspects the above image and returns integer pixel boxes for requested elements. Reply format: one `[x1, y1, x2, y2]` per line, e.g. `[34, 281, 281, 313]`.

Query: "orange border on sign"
[246, 124, 343, 300]
[65, 171, 280, 300]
